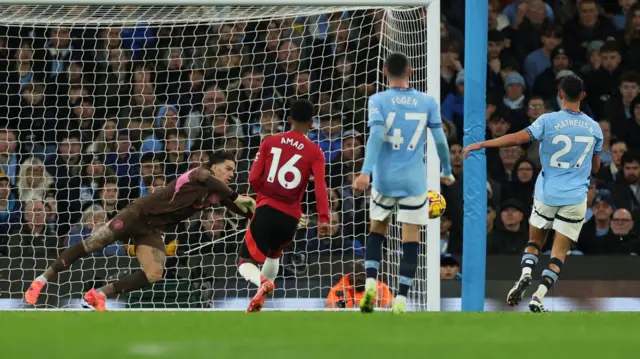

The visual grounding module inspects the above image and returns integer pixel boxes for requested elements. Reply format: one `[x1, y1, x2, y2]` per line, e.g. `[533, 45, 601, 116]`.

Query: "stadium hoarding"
[2, 255, 640, 311]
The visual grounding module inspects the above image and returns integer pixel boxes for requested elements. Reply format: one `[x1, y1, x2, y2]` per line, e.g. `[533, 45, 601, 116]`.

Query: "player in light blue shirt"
[352, 52, 455, 314]
[463, 74, 602, 313]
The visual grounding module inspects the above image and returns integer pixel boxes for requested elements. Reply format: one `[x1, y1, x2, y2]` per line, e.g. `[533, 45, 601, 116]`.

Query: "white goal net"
[0, 2, 440, 311]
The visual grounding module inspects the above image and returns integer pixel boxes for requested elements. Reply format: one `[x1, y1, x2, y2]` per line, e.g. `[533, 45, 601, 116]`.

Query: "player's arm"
[591, 154, 601, 174]
[360, 95, 385, 177]
[426, 97, 453, 179]
[463, 114, 544, 158]
[192, 168, 236, 199]
[592, 130, 604, 174]
[311, 151, 330, 225]
[248, 140, 268, 193]
[219, 197, 253, 219]
[462, 130, 535, 158]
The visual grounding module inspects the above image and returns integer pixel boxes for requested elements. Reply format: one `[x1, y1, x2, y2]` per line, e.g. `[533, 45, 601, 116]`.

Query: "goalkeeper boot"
[247, 278, 274, 313]
[24, 280, 45, 306]
[359, 281, 377, 313]
[392, 295, 406, 314]
[506, 274, 532, 307]
[84, 288, 107, 312]
[528, 296, 546, 313]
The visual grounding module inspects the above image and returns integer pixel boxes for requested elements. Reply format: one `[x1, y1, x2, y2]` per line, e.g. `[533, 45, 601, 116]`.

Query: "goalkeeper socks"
[364, 232, 385, 281]
[398, 242, 419, 297]
[238, 262, 262, 287]
[261, 257, 280, 282]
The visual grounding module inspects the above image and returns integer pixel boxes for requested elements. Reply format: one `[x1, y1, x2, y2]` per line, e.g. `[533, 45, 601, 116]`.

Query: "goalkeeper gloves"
[234, 195, 256, 214]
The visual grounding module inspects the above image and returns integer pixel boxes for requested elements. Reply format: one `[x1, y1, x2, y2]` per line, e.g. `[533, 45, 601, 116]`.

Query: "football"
[427, 190, 447, 219]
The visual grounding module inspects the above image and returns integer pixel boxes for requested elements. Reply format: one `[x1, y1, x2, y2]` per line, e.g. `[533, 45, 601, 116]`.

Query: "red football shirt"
[248, 131, 330, 224]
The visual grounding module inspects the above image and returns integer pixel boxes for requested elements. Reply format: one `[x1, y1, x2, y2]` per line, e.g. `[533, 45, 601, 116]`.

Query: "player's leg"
[237, 207, 277, 312]
[25, 221, 119, 305]
[393, 193, 430, 314]
[360, 188, 396, 313]
[507, 200, 555, 307]
[529, 201, 586, 313]
[85, 238, 165, 312]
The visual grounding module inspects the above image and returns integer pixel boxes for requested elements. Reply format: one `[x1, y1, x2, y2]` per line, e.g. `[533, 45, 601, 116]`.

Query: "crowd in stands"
[0, 1, 638, 283]
[441, 0, 640, 258]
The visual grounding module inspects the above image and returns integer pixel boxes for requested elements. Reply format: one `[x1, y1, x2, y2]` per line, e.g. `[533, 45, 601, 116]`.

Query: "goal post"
[0, 0, 442, 311]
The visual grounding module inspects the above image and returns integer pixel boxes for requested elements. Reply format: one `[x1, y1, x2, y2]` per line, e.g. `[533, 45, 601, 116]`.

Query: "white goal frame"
[0, 0, 442, 312]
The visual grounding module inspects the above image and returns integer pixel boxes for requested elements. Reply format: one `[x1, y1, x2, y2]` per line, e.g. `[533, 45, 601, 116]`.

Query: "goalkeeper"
[24, 151, 256, 311]
[352, 52, 454, 314]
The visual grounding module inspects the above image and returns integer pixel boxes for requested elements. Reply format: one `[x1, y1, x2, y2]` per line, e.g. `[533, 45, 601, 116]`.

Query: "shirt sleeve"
[426, 95, 442, 129]
[248, 140, 268, 193]
[525, 115, 545, 141]
[311, 149, 330, 224]
[367, 94, 384, 127]
[594, 127, 604, 155]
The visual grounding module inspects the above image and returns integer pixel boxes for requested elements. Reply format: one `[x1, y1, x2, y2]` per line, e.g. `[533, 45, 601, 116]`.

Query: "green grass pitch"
[1, 312, 638, 358]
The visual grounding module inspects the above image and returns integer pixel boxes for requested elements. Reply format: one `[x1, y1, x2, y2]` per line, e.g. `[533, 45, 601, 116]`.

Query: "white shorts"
[369, 187, 429, 225]
[529, 199, 587, 241]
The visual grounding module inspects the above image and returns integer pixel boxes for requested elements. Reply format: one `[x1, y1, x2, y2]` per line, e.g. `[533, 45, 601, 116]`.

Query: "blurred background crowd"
[0, 1, 638, 293]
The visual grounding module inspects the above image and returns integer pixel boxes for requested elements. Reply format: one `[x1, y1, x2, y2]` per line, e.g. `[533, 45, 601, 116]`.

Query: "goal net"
[0, 3, 441, 311]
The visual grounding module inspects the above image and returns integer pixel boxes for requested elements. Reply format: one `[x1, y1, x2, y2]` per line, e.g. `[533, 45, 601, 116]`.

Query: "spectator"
[86, 118, 118, 155]
[13, 82, 56, 147]
[523, 24, 563, 88]
[608, 72, 640, 144]
[307, 211, 364, 255]
[523, 96, 548, 166]
[501, 158, 537, 215]
[163, 130, 189, 180]
[0, 175, 20, 242]
[0, 128, 19, 185]
[503, 0, 554, 28]
[68, 204, 125, 256]
[586, 42, 626, 119]
[489, 145, 522, 186]
[308, 112, 344, 162]
[94, 47, 133, 110]
[579, 190, 616, 254]
[440, 254, 462, 280]
[440, 38, 462, 102]
[188, 140, 212, 170]
[42, 27, 74, 81]
[179, 208, 229, 256]
[502, 72, 528, 131]
[184, 84, 227, 144]
[596, 140, 627, 183]
[533, 46, 571, 100]
[339, 170, 368, 243]
[598, 119, 613, 165]
[614, 0, 638, 30]
[326, 260, 392, 309]
[510, 0, 553, 62]
[148, 175, 165, 194]
[449, 142, 463, 179]
[562, 0, 617, 65]
[141, 104, 180, 153]
[17, 156, 54, 202]
[328, 130, 364, 188]
[6, 200, 58, 258]
[487, 30, 518, 94]
[97, 177, 122, 218]
[579, 40, 604, 75]
[441, 70, 464, 135]
[607, 208, 640, 254]
[487, 199, 529, 254]
[620, 3, 640, 72]
[610, 151, 640, 211]
[585, 178, 599, 223]
[440, 213, 453, 254]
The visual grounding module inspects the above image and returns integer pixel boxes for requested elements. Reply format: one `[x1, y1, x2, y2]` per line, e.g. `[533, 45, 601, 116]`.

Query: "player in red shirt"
[239, 99, 330, 312]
